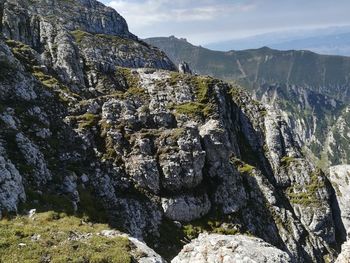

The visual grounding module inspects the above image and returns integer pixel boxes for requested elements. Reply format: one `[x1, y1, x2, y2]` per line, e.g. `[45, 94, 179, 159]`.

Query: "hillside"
[0, 0, 350, 262]
[145, 36, 350, 102]
[145, 36, 350, 167]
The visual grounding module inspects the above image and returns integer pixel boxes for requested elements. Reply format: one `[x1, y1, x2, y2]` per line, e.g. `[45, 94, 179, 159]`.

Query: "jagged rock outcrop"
[329, 165, 350, 240]
[172, 233, 292, 263]
[0, 0, 347, 262]
[326, 107, 350, 165]
[2, 0, 175, 90]
[0, 143, 25, 218]
[145, 36, 350, 168]
[179, 62, 192, 74]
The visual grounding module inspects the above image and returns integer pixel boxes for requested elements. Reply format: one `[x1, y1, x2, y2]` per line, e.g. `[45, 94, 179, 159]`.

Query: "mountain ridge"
[0, 0, 349, 262]
[144, 36, 350, 168]
[144, 36, 350, 103]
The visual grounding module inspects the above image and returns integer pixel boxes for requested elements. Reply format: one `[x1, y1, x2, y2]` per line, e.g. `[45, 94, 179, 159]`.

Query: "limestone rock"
[162, 194, 211, 222]
[172, 233, 292, 263]
[0, 145, 26, 217]
[336, 240, 350, 263]
[329, 165, 350, 239]
[179, 62, 192, 74]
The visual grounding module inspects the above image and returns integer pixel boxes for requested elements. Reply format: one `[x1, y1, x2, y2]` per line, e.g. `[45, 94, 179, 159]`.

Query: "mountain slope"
[144, 36, 350, 102]
[145, 36, 350, 167]
[0, 1, 349, 262]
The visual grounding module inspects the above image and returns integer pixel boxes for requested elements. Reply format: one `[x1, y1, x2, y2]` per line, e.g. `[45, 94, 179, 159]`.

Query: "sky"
[101, 0, 350, 46]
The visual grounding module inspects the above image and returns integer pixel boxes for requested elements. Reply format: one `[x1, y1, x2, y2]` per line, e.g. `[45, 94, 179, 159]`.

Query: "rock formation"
[172, 233, 292, 263]
[0, 0, 349, 262]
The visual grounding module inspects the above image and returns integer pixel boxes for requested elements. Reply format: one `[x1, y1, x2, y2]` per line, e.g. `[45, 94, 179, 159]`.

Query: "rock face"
[145, 36, 350, 168]
[2, 0, 175, 90]
[329, 165, 350, 240]
[0, 143, 25, 218]
[178, 62, 192, 74]
[172, 233, 292, 263]
[336, 240, 350, 263]
[0, 0, 347, 262]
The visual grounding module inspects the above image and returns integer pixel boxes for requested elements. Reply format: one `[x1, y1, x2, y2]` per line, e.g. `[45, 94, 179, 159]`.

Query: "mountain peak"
[3, 0, 136, 40]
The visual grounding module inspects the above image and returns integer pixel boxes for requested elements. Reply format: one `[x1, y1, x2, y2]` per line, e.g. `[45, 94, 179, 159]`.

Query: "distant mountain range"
[144, 36, 350, 167]
[145, 36, 350, 102]
[203, 26, 350, 56]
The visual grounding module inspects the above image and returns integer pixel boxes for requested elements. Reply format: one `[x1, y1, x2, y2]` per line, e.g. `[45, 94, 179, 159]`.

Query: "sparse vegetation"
[154, 213, 244, 261]
[281, 156, 296, 167]
[167, 74, 216, 117]
[71, 30, 92, 43]
[286, 169, 325, 206]
[172, 102, 207, 116]
[230, 157, 255, 175]
[76, 113, 100, 129]
[116, 67, 141, 90]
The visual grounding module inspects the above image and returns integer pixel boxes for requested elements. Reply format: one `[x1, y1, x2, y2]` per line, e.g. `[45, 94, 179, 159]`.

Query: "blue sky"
[101, 0, 350, 45]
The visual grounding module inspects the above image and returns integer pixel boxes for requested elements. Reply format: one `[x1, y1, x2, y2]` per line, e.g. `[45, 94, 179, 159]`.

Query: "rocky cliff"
[0, 0, 349, 262]
[145, 36, 350, 168]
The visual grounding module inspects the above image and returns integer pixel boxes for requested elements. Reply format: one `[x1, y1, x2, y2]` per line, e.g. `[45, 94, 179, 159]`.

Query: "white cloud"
[103, 0, 350, 45]
[107, 0, 256, 29]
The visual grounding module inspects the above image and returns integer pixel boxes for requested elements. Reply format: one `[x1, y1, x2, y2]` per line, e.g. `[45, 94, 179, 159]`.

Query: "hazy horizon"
[101, 0, 350, 47]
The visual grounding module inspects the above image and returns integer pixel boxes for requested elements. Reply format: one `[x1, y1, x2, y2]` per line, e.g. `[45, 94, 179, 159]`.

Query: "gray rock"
[172, 233, 292, 263]
[161, 194, 211, 222]
[329, 165, 350, 237]
[15, 133, 52, 185]
[0, 147, 26, 217]
[179, 62, 192, 74]
[336, 240, 350, 263]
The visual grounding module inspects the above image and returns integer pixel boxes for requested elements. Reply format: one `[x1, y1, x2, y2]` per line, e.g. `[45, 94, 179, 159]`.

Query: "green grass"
[172, 102, 207, 116]
[230, 157, 255, 175]
[116, 67, 141, 90]
[281, 156, 296, 167]
[0, 212, 132, 263]
[167, 74, 216, 117]
[76, 113, 100, 129]
[238, 164, 255, 174]
[71, 30, 131, 46]
[286, 169, 325, 206]
[71, 30, 91, 43]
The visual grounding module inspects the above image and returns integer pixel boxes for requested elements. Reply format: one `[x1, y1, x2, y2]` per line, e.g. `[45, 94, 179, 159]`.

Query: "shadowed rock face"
[0, 0, 348, 262]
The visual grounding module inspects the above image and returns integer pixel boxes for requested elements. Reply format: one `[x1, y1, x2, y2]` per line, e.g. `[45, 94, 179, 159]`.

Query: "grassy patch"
[0, 212, 131, 263]
[281, 156, 295, 167]
[172, 102, 207, 116]
[168, 74, 216, 118]
[230, 157, 255, 176]
[286, 169, 325, 206]
[71, 30, 91, 43]
[76, 113, 100, 130]
[116, 67, 141, 90]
